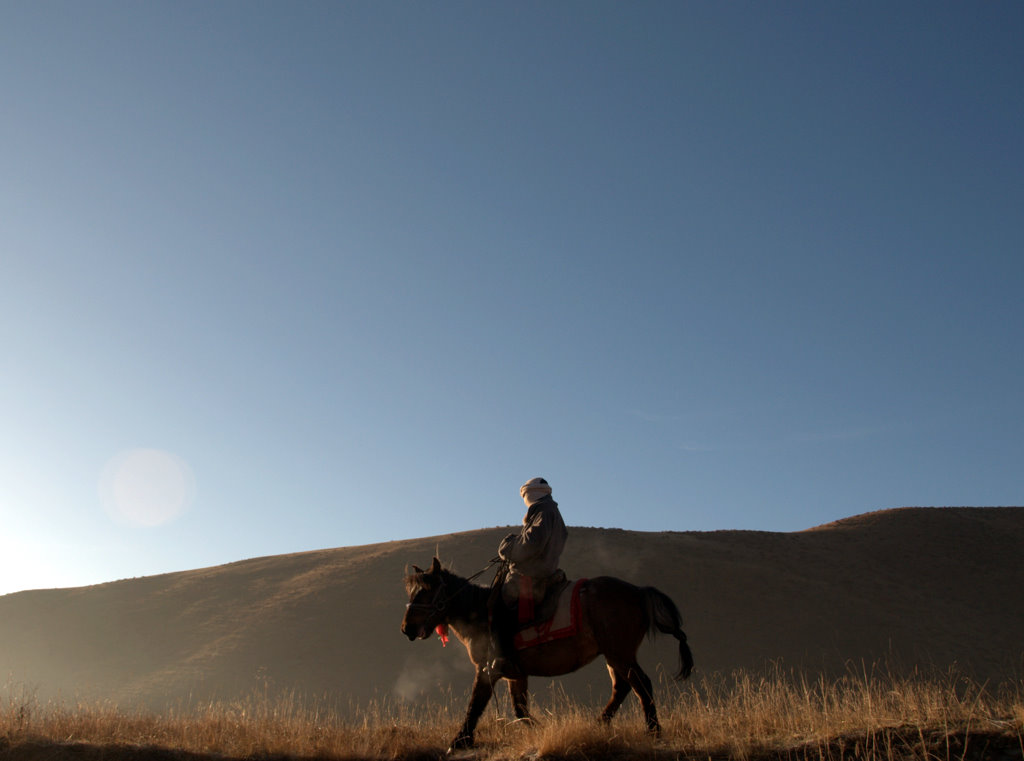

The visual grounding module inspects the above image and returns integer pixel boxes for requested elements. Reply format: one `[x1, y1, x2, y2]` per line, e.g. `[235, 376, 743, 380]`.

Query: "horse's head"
[401, 556, 448, 641]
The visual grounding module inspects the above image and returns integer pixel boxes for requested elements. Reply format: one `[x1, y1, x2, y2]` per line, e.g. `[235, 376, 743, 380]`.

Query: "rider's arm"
[499, 509, 552, 564]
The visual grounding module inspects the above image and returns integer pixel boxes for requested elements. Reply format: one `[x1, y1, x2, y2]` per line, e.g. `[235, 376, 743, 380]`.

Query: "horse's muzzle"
[401, 622, 429, 641]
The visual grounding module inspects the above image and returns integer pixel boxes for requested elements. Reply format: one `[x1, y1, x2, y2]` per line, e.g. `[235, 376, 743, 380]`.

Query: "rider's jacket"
[497, 495, 568, 579]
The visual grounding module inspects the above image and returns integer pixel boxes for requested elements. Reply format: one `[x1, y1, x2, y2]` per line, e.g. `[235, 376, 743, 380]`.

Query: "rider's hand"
[498, 533, 518, 558]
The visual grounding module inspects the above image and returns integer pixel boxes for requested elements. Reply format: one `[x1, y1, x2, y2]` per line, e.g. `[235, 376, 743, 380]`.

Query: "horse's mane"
[404, 564, 462, 592]
[403, 570, 426, 596]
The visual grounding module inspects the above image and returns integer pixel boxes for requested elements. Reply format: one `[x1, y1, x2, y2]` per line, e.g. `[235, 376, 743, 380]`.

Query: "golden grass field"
[4, 665, 1023, 761]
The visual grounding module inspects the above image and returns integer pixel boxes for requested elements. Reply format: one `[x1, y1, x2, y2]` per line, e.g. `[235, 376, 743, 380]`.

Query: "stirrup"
[485, 656, 521, 679]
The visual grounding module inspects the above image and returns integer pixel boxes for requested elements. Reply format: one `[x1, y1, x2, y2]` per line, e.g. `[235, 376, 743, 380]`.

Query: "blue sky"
[2, 2, 1022, 596]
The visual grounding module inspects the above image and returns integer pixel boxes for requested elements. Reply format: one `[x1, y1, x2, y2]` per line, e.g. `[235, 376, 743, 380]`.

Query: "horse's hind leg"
[605, 657, 660, 734]
[625, 662, 660, 735]
[600, 663, 632, 723]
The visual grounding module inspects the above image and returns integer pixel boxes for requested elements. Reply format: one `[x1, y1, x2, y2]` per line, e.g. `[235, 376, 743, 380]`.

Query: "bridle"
[405, 557, 504, 624]
[405, 577, 455, 617]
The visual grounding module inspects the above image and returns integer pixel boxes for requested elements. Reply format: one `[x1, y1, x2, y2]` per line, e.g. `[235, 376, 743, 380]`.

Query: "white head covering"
[520, 477, 552, 507]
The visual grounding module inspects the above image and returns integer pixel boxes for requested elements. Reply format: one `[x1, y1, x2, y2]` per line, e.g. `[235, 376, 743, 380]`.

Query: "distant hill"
[2, 507, 1022, 712]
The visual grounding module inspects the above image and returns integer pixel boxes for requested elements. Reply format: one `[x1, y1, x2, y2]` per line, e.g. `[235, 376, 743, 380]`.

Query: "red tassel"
[435, 624, 449, 647]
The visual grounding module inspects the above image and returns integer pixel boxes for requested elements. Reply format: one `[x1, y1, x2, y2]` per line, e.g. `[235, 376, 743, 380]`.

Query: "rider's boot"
[484, 605, 522, 679]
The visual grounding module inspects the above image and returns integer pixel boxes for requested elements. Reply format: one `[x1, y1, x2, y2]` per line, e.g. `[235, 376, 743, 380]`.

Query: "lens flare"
[99, 448, 195, 527]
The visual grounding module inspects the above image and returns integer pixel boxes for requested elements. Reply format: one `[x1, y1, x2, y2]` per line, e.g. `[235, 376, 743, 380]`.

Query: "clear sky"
[2, 2, 1022, 597]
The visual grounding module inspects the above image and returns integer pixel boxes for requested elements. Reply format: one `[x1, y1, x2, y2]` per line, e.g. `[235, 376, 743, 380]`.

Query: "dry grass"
[3, 665, 1023, 761]
[666, 665, 1024, 759]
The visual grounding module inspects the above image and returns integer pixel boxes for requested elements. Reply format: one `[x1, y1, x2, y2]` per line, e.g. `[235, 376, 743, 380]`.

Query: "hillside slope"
[1, 507, 1022, 711]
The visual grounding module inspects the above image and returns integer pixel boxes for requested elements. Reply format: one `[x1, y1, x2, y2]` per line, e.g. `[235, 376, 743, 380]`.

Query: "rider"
[486, 477, 569, 678]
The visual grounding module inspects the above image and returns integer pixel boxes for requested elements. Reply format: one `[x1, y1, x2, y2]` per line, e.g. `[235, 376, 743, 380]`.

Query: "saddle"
[513, 577, 587, 650]
[503, 569, 570, 626]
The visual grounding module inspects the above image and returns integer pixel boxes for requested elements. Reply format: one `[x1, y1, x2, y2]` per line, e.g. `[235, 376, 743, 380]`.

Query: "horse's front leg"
[508, 677, 532, 723]
[449, 670, 494, 752]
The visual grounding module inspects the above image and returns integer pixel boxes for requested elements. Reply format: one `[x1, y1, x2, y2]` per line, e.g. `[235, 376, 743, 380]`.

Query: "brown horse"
[401, 557, 693, 751]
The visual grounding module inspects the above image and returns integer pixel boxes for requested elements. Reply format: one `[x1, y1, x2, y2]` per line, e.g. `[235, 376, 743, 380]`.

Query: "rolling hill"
[1, 507, 1022, 713]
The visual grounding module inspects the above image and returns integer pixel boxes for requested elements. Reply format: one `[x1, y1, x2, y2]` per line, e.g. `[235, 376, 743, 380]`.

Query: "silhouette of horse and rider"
[401, 477, 693, 752]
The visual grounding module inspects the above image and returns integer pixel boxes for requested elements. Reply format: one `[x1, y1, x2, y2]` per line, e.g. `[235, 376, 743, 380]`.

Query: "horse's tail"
[642, 586, 694, 680]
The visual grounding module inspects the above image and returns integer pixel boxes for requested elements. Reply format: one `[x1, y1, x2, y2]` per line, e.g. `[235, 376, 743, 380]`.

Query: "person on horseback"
[486, 477, 569, 678]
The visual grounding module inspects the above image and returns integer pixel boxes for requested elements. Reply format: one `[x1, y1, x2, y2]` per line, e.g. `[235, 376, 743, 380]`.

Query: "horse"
[401, 557, 693, 752]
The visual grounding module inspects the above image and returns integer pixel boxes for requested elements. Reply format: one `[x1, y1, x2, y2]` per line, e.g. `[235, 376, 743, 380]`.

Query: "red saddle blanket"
[513, 578, 587, 650]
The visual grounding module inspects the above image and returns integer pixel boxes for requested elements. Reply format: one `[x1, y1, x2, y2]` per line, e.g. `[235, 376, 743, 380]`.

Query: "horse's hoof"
[447, 735, 474, 755]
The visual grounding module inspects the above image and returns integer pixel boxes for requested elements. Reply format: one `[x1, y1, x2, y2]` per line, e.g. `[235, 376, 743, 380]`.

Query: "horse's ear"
[430, 557, 442, 574]
[411, 564, 424, 574]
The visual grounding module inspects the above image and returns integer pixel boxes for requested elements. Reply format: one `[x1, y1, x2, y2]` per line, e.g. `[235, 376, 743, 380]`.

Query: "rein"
[405, 557, 502, 618]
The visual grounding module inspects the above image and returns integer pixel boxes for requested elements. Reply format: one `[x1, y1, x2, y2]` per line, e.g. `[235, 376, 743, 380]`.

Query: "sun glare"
[99, 449, 196, 527]
[0, 535, 74, 595]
